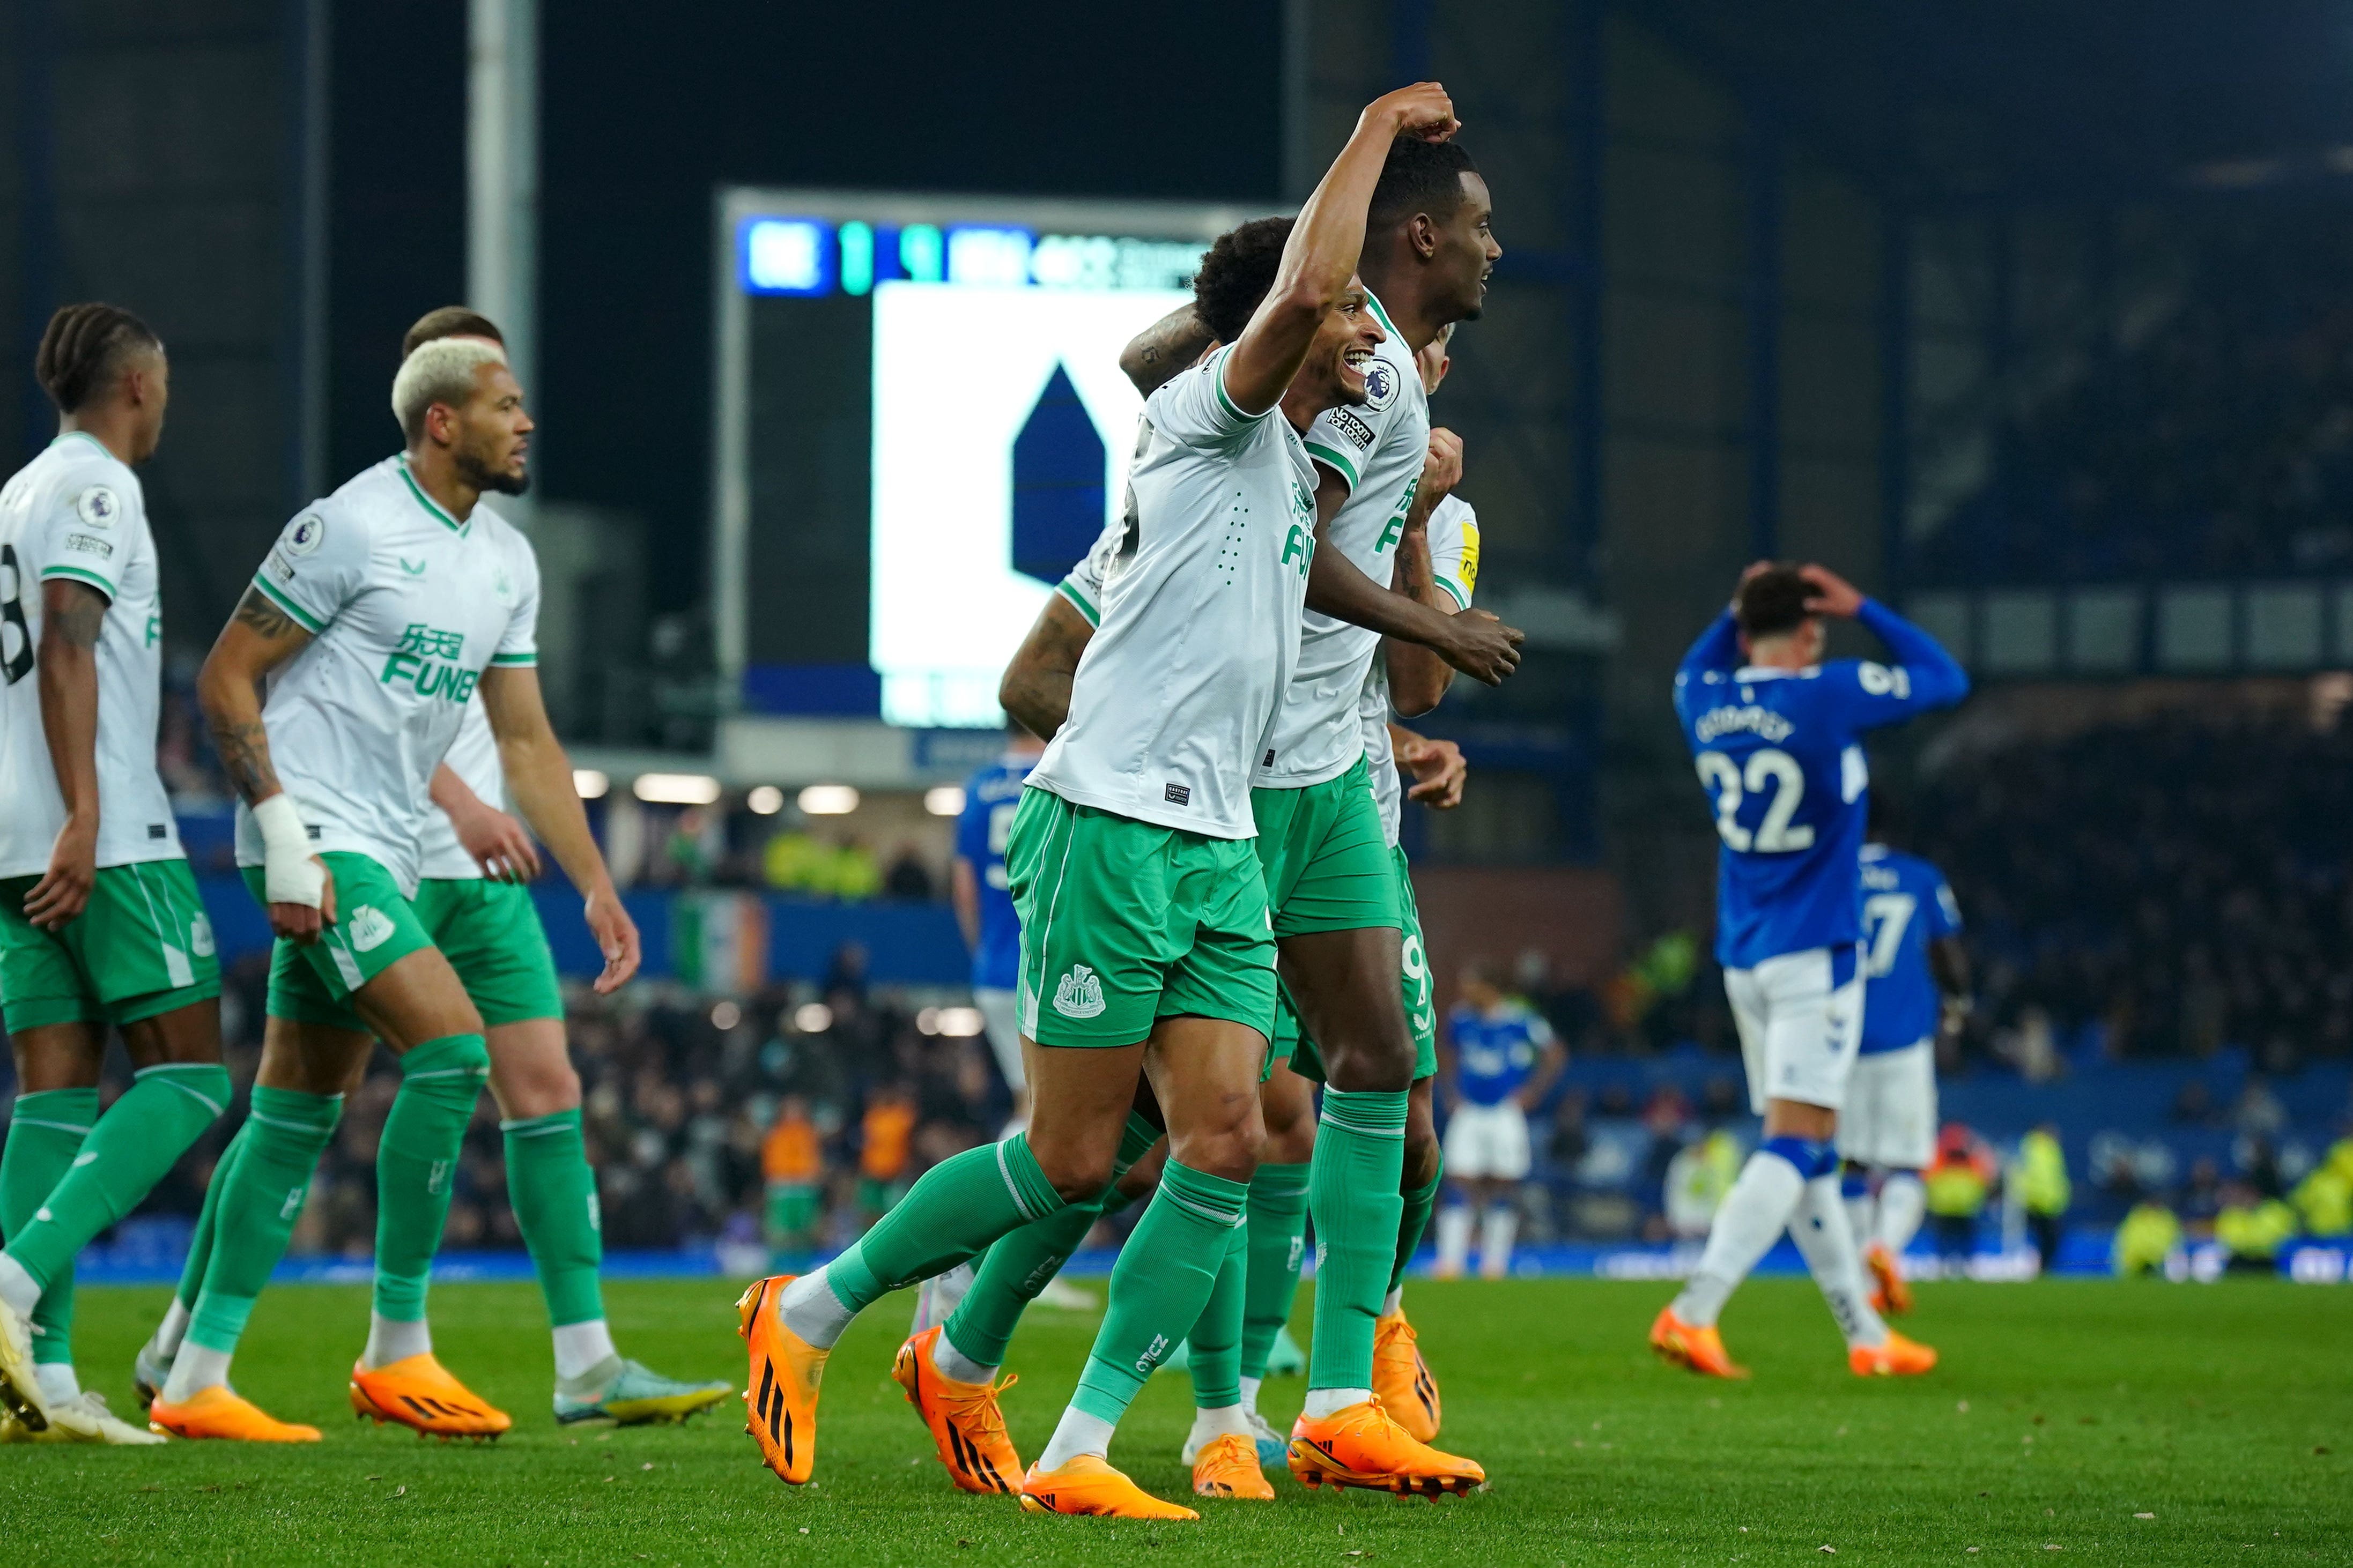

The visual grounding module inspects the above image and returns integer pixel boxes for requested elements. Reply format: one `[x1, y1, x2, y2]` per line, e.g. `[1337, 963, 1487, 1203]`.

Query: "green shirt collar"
[395, 454, 470, 536]
[52, 430, 113, 460]
[1363, 288, 1400, 343]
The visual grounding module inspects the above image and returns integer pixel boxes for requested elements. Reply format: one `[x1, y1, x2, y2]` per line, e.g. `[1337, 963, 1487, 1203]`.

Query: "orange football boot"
[350, 1354, 512, 1439]
[1192, 1432, 1275, 1499]
[1288, 1400, 1484, 1498]
[892, 1326, 1021, 1495]
[1849, 1330, 1937, 1377]
[147, 1385, 322, 1443]
[738, 1275, 828, 1484]
[1372, 1309, 1442, 1442]
[1019, 1454, 1199, 1519]
[1649, 1305, 1750, 1380]
[1864, 1243, 1913, 1317]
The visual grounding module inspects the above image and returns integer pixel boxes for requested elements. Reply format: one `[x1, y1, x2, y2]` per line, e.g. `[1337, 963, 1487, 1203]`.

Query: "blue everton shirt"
[956, 755, 1034, 991]
[1447, 1000, 1553, 1107]
[1858, 842, 1962, 1054]
[1673, 599, 1966, 970]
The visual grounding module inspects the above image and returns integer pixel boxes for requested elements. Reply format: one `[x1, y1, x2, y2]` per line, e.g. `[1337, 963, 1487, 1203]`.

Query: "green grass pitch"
[4, 1276, 2345, 1565]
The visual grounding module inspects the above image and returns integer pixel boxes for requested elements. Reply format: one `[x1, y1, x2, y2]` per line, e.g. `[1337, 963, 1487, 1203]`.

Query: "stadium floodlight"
[746, 784, 785, 815]
[798, 784, 860, 815]
[934, 1006, 985, 1038]
[923, 785, 965, 816]
[794, 1002, 833, 1033]
[709, 1000, 742, 1030]
[572, 768, 609, 799]
[633, 771, 722, 805]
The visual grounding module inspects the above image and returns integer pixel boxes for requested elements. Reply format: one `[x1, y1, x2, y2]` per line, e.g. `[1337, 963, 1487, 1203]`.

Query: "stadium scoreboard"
[712, 189, 1260, 729]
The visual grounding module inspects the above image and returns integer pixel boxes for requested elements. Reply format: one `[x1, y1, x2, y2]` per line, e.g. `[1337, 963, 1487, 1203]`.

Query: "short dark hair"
[1368, 136, 1479, 232]
[1734, 565, 1813, 641]
[401, 307, 504, 360]
[35, 303, 162, 414]
[1192, 217, 1294, 345]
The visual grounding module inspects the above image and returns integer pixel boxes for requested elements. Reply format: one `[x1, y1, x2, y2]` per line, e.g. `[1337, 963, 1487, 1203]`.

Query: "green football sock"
[1186, 1218, 1250, 1409]
[0, 1087, 97, 1365]
[1307, 1088, 1406, 1392]
[4, 1064, 227, 1293]
[1393, 1153, 1443, 1295]
[372, 1035, 491, 1324]
[503, 1109, 605, 1328]
[1071, 1160, 1247, 1424]
[174, 1120, 251, 1314]
[186, 1087, 342, 1354]
[943, 1113, 1158, 1369]
[822, 1131, 1067, 1314]
[1237, 1160, 1309, 1381]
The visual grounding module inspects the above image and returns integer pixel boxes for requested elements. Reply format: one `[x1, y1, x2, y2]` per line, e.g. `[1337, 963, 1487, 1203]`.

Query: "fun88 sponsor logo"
[380, 623, 478, 703]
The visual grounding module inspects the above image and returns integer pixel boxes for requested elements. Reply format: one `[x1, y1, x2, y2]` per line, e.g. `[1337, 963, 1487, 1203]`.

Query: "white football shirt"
[1027, 345, 1318, 838]
[415, 695, 507, 882]
[1053, 514, 1127, 628]
[0, 433, 183, 877]
[233, 456, 540, 896]
[1364, 493, 1478, 847]
[1260, 291, 1432, 788]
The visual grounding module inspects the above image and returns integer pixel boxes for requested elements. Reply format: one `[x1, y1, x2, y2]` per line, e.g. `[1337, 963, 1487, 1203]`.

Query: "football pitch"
[6, 1277, 2344, 1565]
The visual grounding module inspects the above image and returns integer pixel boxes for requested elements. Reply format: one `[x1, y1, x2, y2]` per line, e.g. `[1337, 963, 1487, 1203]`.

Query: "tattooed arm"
[997, 591, 1096, 741]
[23, 581, 111, 928]
[1118, 303, 1218, 397]
[198, 584, 332, 939]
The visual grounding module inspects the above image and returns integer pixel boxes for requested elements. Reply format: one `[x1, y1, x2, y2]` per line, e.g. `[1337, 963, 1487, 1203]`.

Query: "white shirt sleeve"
[1427, 495, 1480, 612]
[493, 536, 541, 666]
[1145, 344, 1266, 451]
[1055, 517, 1126, 627]
[1303, 399, 1395, 497]
[250, 501, 368, 635]
[36, 472, 137, 601]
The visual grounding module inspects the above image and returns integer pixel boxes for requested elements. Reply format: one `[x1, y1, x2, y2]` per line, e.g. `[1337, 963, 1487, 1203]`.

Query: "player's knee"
[1032, 1139, 1119, 1206]
[1319, 1037, 1415, 1093]
[1170, 1098, 1264, 1185]
[1264, 1111, 1316, 1165]
[1403, 1123, 1441, 1188]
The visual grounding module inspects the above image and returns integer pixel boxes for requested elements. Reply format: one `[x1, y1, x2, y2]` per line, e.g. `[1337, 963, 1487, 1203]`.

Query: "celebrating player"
[1841, 799, 1970, 1314]
[1650, 562, 1965, 1380]
[1433, 960, 1565, 1280]
[737, 83, 1474, 1520]
[0, 305, 226, 1444]
[140, 330, 637, 1441]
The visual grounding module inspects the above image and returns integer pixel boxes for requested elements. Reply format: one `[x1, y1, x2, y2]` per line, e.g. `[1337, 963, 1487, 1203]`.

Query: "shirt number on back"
[1862, 891, 1917, 978]
[0, 545, 33, 686]
[1695, 748, 1815, 852]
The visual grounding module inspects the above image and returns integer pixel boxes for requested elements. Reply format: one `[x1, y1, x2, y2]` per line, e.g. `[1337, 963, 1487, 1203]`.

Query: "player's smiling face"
[1430, 173, 1500, 324]
[1295, 281, 1386, 411]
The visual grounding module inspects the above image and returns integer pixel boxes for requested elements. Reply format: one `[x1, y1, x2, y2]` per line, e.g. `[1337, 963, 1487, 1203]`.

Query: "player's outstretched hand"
[270, 857, 335, 945]
[1437, 607, 1525, 685]
[1368, 82, 1459, 143]
[1800, 563, 1866, 618]
[1418, 428, 1464, 515]
[454, 801, 542, 883]
[1400, 733, 1468, 809]
[586, 885, 641, 994]
[24, 819, 97, 931]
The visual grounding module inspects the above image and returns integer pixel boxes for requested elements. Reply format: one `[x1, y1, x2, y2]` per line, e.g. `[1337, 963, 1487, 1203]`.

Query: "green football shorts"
[241, 850, 435, 1031]
[1277, 844, 1438, 1083]
[1250, 755, 1400, 938]
[413, 876, 564, 1026]
[0, 860, 222, 1032]
[1009, 787, 1277, 1049]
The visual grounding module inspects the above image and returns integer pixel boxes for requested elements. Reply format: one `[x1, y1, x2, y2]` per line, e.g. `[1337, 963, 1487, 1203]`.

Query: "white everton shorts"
[1723, 943, 1864, 1116]
[1836, 1040, 1936, 1169]
[1443, 1100, 1531, 1180]
[974, 986, 1024, 1092]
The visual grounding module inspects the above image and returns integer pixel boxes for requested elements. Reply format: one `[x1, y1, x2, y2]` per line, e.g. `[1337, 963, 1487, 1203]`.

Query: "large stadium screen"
[712, 190, 1261, 729]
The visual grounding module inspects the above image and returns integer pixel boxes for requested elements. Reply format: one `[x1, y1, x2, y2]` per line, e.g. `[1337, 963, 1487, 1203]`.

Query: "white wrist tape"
[253, 793, 325, 908]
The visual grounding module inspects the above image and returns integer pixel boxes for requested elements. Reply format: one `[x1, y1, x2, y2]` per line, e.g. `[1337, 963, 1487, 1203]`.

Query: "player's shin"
[162, 1087, 342, 1401]
[1237, 1161, 1310, 1389]
[366, 1035, 491, 1368]
[1672, 1142, 1810, 1328]
[1040, 1161, 1247, 1469]
[1789, 1159, 1888, 1347]
[0, 1088, 97, 1378]
[1305, 1089, 1407, 1413]
[1877, 1170, 1927, 1254]
[1842, 1163, 1877, 1251]
[503, 1109, 615, 1382]
[1185, 1222, 1250, 1432]
[1391, 1156, 1442, 1306]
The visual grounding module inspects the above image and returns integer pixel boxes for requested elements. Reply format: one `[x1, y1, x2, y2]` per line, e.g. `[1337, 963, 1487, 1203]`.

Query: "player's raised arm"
[478, 663, 639, 994]
[1119, 303, 1217, 398]
[1801, 564, 1970, 723]
[997, 590, 1096, 741]
[1221, 84, 1459, 414]
[22, 581, 109, 929]
[198, 582, 329, 939]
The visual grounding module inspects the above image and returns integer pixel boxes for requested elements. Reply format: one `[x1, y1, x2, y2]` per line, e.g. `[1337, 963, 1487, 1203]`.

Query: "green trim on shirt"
[1054, 578, 1100, 627]
[1209, 347, 1263, 426]
[1364, 289, 1400, 341]
[1434, 575, 1470, 612]
[250, 573, 326, 634]
[39, 563, 117, 598]
[396, 457, 469, 536]
[489, 651, 537, 666]
[1303, 441, 1360, 492]
[51, 431, 114, 459]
